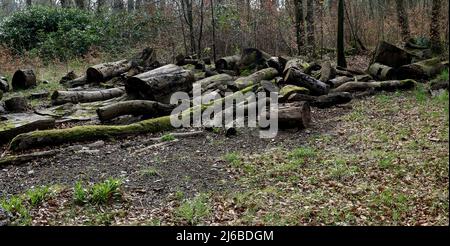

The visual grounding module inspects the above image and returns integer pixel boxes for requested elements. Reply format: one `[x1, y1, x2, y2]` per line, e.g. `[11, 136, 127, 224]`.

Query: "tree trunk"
[327, 76, 353, 88]
[430, 0, 442, 53]
[12, 69, 36, 90]
[96, 100, 175, 122]
[293, 0, 305, 55]
[332, 80, 417, 93]
[86, 60, 133, 82]
[51, 88, 125, 105]
[284, 69, 329, 95]
[395, 0, 411, 42]
[125, 64, 195, 103]
[337, 0, 347, 68]
[396, 58, 447, 80]
[319, 61, 336, 82]
[283, 58, 309, 76]
[234, 68, 279, 90]
[371, 41, 413, 68]
[0, 113, 55, 144]
[62, 75, 88, 88]
[193, 74, 234, 93]
[215, 55, 241, 71]
[238, 48, 272, 72]
[0, 150, 58, 167]
[287, 92, 352, 108]
[4, 97, 29, 113]
[368, 63, 396, 80]
[0, 78, 9, 93]
[306, 0, 315, 56]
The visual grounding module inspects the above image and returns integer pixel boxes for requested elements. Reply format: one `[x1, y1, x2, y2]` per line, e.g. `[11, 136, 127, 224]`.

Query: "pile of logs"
[0, 43, 448, 153]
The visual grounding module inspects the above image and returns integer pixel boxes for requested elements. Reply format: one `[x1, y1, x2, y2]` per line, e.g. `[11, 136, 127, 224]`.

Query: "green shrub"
[90, 178, 122, 205]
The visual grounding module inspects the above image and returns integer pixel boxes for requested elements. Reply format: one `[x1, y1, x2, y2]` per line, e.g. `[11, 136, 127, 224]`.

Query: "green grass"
[140, 167, 160, 177]
[437, 68, 449, 82]
[175, 193, 211, 225]
[414, 84, 428, 104]
[0, 195, 31, 225]
[90, 178, 122, 205]
[73, 181, 87, 205]
[161, 133, 176, 142]
[26, 186, 51, 207]
[223, 152, 242, 167]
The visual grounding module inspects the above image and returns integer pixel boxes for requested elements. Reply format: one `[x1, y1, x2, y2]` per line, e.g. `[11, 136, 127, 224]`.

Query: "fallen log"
[12, 69, 36, 90]
[327, 76, 353, 88]
[193, 74, 234, 93]
[284, 69, 330, 95]
[215, 55, 241, 71]
[332, 80, 417, 93]
[96, 100, 175, 122]
[260, 102, 311, 129]
[86, 59, 132, 83]
[267, 57, 286, 74]
[63, 75, 88, 88]
[395, 58, 447, 80]
[125, 64, 195, 103]
[51, 87, 125, 105]
[238, 48, 272, 71]
[279, 85, 310, 102]
[282, 58, 309, 76]
[319, 61, 336, 82]
[0, 113, 55, 144]
[368, 63, 396, 80]
[371, 41, 413, 68]
[234, 68, 278, 90]
[286, 92, 352, 108]
[0, 150, 58, 167]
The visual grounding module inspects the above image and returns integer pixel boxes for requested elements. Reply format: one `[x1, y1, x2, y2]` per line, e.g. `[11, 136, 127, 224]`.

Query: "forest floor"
[1, 86, 448, 226]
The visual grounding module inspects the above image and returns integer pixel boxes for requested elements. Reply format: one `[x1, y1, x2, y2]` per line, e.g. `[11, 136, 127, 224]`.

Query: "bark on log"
[286, 92, 352, 108]
[0, 113, 55, 144]
[59, 71, 78, 84]
[283, 58, 309, 76]
[332, 80, 417, 93]
[4, 97, 29, 112]
[395, 58, 447, 80]
[234, 68, 279, 90]
[125, 64, 195, 104]
[87, 59, 132, 82]
[63, 75, 88, 88]
[267, 57, 285, 74]
[328, 76, 353, 88]
[12, 69, 36, 90]
[260, 102, 311, 129]
[193, 74, 234, 93]
[284, 69, 330, 95]
[96, 100, 175, 122]
[0, 78, 9, 93]
[238, 48, 272, 71]
[0, 150, 58, 167]
[371, 41, 413, 68]
[51, 88, 125, 105]
[215, 55, 241, 71]
[319, 61, 336, 82]
[368, 63, 396, 80]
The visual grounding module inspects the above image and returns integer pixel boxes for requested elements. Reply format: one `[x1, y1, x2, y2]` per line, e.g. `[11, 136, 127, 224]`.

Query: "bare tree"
[430, 0, 442, 53]
[293, 0, 305, 55]
[306, 0, 315, 56]
[337, 0, 346, 68]
[395, 0, 410, 42]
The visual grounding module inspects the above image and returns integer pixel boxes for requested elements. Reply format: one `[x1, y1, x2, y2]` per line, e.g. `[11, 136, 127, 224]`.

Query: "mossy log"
[332, 80, 417, 93]
[284, 69, 330, 95]
[395, 58, 447, 80]
[62, 75, 87, 88]
[51, 88, 125, 105]
[319, 61, 336, 82]
[286, 92, 352, 108]
[282, 58, 309, 76]
[267, 57, 287, 74]
[0, 113, 55, 144]
[238, 48, 272, 71]
[86, 59, 132, 83]
[125, 64, 195, 103]
[260, 102, 311, 129]
[368, 63, 396, 80]
[327, 76, 353, 88]
[193, 74, 234, 93]
[0, 78, 9, 93]
[215, 55, 241, 71]
[12, 69, 36, 90]
[371, 41, 412, 68]
[234, 68, 278, 90]
[96, 100, 175, 122]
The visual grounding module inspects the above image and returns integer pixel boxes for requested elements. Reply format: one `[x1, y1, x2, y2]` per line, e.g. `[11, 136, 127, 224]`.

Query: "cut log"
[368, 63, 396, 80]
[4, 97, 29, 112]
[130, 47, 159, 69]
[238, 48, 272, 71]
[327, 76, 353, 88]
[286, 92, 352, 108]
[193, 74, 234, 93]
[125, 64, 195, 103]
[430, 80, 449, 91]
[51, 88, 125, 105]
[260, 80, 280, 94]
[284, 69, 330, 95]
[215, 55, 241, 71]
[279, 85, 310, 102]
[86, 59, 132, 82]
[335, 69, 354, 77]
[260, 102, 311, 129]
[267, 57, 285, 74]
[59, 71, 78, 84]
[12, 69, 36, 90]
[0, 78, 9, 93]
[303, 62, 322, 75]
[332, 80, 417, 93]
[63, 75, 88, 88]
[319, 61, 336, 82]
[395, 58, 447, 80]
[234, 67, 279, 90]
[0, 113, 55, 144]
[371, 41, 413, 68]
[283, 58, 309, 76]
[96, 100, 175, 122]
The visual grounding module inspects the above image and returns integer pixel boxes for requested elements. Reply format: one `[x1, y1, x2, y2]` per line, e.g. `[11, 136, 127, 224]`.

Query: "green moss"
[279, 85, 310, 97]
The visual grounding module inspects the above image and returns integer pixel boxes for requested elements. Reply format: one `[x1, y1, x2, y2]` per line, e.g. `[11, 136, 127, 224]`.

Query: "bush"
[0, 6, 159, 61]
